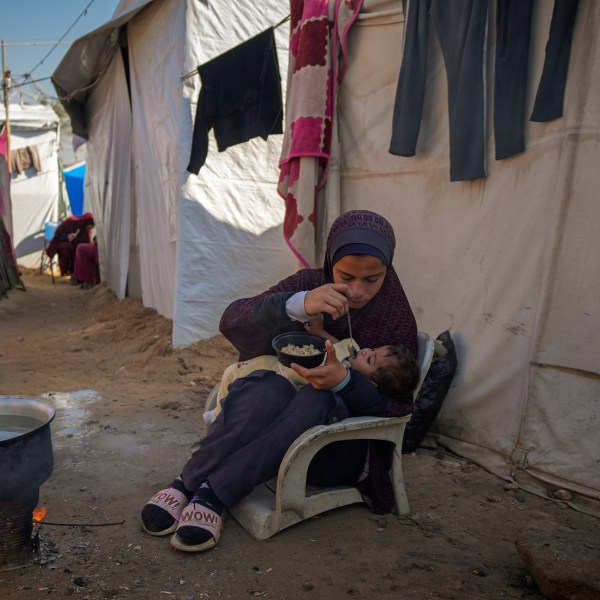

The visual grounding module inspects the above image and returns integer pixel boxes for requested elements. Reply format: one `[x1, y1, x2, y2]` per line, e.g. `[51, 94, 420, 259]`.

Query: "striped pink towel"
[278, 0, 363, 266]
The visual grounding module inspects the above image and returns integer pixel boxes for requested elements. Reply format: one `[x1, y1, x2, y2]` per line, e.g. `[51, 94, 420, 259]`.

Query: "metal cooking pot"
[0, 398, 56, 506]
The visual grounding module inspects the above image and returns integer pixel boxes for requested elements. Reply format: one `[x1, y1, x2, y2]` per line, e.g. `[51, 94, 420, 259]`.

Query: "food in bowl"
[280, 343, 321, 356]
[272, 332, 327, 369]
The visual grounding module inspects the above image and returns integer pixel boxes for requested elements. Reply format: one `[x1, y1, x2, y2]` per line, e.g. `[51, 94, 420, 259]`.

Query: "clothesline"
[180, 14, 290, 83]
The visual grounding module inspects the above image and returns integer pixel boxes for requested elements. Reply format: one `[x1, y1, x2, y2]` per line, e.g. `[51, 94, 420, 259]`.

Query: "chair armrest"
[281, 415, 410, 471]
[275, 415, 410, 516]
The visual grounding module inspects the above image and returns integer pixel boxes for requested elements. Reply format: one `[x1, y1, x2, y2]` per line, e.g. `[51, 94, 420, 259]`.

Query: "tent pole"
[1, 39, 11, 161]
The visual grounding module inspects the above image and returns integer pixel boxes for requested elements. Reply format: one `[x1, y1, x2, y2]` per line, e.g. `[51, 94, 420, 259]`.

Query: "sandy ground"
[1, 270, 599, 599]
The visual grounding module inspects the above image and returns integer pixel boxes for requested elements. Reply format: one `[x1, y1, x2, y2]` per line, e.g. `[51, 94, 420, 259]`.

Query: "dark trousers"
[530, 0, 580, 122]
[494, 0, 534, 159]
[181, 371, 366, 507]
[389, 0, 488, 181]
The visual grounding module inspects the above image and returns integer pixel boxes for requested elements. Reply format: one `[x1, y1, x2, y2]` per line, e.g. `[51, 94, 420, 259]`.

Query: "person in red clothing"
[141, 210, 418, 553]
[46, 213, 94, 278]
[73, 226, 100, 289]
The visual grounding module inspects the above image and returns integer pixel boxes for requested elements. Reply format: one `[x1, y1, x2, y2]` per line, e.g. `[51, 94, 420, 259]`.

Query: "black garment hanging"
[389, 0, 488, 182]
[494, 0, 534, 160]
[530, 0, 580, 122]
[187, 28, 283, 174]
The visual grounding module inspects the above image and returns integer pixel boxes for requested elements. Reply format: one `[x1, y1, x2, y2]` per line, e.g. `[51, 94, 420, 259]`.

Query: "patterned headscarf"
[318, 210, 416, 357]
[324, 210, 396, 277]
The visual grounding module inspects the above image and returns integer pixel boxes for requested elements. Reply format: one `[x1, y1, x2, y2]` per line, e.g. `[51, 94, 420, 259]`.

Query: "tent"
[52, 0, 293, 345]
[63, 162, 86, 216]
[325, 0, 599, 515]
[53, 0, 599, 516]
[2, 103, 63, 269]
[0, 128, 24, 294]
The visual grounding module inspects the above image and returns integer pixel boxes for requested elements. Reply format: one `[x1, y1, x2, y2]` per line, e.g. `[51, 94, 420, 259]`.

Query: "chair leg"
[41, 249, 56, 283]
[390, 444, 410, 515]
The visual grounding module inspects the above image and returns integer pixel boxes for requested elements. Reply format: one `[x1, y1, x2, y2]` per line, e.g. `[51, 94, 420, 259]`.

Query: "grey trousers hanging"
[494, 0, 534, 160]
[530, 0, 580, 122]
[389, 0, 488, 182]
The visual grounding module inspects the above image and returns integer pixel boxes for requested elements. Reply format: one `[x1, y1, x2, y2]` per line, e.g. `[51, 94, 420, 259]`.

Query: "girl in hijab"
[141, 210, 417, 552]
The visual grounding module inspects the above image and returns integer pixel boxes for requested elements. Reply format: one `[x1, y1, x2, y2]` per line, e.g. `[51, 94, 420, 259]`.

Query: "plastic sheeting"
[335, 0, 600, 513]
[4, 104, 60, 269]
[175, 0, 293, 345]
[63, 162, 86, 216]
[85, 50, 132, 300]
[52, 0, 293, 343]
[51, 0, 154, 139]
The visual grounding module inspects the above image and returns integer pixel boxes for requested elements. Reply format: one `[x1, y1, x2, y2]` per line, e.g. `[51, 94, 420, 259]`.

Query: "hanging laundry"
[389, 0, 488, 182]
[494, 0, 534, 160]
[187, 28, 283, 174]
[277, 0, 364, 267]
[10, 145, 42, 174]
[0, 150, 23, 293]
[0, 130, 8, 216]
[531, 0, 580, 122]
[0, 126, 7, 158]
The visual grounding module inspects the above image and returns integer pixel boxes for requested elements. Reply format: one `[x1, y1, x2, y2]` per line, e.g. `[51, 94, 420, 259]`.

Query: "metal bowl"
[272, 332, 327, 369]
[0, 397, 56, 503]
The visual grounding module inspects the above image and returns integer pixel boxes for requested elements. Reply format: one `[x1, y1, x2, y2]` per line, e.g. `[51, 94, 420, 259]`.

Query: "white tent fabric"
[86, 52, 132, 301]
[52, 0, 293, 344]
[334, 0, 600, 513]
[52, 0, 599, 515]
[127, 0, 182, 320]
[175, 1, 294, 345]
[5, 104, 61, 269]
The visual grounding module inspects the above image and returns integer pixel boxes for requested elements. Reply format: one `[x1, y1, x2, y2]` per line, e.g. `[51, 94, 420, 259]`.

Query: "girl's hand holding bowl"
[291, 340, 348, 390]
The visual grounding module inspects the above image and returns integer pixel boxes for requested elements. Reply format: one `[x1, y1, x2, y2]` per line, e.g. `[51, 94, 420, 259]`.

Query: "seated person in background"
[46, 213, 94, 278]
[204, 313, 420, 425]
[73, 226, 100, 289]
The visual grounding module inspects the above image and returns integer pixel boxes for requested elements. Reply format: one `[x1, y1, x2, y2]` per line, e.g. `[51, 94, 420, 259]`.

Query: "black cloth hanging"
[530, 0, 580, 122]
[389, 0, 488, 182]
[494, 0, 534, 160]
[187, 28, 283, 174]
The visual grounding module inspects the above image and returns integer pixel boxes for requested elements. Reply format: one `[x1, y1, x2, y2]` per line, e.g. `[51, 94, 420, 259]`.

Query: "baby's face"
[349, 346, 393, 377]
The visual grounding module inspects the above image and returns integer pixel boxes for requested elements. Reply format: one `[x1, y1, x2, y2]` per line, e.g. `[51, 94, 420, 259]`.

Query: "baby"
[204, 319, 420, 425]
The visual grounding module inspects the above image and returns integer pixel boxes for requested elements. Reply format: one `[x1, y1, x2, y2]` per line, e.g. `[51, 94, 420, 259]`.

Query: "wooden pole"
[1, 39, 11, 161]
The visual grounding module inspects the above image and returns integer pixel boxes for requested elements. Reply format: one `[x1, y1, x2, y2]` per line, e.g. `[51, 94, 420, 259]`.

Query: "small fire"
[33, 506, 47, 522]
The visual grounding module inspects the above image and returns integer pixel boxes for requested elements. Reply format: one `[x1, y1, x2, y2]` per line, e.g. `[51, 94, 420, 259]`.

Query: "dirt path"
[1, 271, 598, 599]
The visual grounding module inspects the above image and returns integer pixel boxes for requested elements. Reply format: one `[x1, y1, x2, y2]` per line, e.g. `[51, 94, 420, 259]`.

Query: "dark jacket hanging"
[187, 28, 283, 174]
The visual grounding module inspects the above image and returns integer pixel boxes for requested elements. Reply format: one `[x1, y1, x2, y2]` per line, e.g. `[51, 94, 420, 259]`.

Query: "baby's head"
[350, 345, 420, 397]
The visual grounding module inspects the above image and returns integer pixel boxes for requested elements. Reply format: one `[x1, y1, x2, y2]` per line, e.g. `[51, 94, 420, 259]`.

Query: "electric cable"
[25, 0, 97, 78]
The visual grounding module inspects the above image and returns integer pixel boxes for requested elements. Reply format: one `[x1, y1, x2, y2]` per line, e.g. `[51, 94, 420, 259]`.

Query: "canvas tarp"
[85, 45, 133, 302]
[3, 103, 61, 269]
[333, 0, 600, 513]
[53, 0, 599, 514]
[52, 0, 293, 345]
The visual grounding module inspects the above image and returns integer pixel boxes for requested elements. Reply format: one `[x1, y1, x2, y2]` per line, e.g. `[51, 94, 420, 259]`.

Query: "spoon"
[347, 311, 358, 359]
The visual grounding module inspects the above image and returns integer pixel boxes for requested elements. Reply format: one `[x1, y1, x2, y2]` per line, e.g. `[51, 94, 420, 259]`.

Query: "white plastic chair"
[204, 331, 436, 541]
